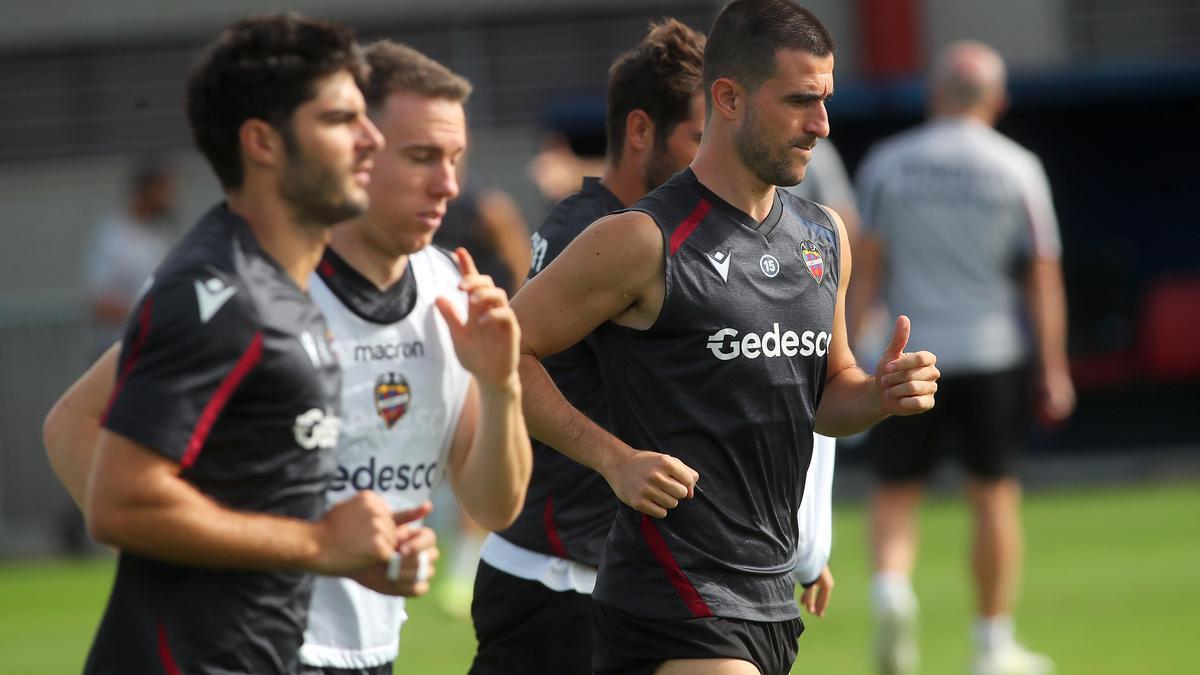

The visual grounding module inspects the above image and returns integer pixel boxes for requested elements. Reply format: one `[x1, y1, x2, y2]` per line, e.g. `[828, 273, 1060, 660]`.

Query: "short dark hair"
[606, 19, 706, 161]
[361, 41, 473, 112]
[704, 0, 834, 109]
[186, 13, 365, 190]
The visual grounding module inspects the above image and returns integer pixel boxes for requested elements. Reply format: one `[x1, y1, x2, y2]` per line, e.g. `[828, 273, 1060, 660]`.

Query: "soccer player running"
[469, 20, 707, 675]
[44, 40, 532, 675]
[473, 19, 834, 674]
[298, 41, 530, 674]
[510, 1, 939, 673]
[38, 15, 407, 675]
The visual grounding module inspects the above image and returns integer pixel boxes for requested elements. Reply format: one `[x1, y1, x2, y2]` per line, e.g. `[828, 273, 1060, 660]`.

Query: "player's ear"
[240, 118, 286, 172]
[710, 78, 742, 122]
[625, 109, 654, 154]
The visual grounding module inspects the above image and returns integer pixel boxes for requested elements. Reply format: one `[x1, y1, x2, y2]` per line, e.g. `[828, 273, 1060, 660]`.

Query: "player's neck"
[328, 220, 409, 291]
[601, 157, 649, 207]
[690, 142, 776, 223]
[226, 190, 330, 291]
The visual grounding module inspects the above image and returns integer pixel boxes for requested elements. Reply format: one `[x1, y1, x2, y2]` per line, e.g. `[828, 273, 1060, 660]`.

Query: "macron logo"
[706, 250, 731, 282]
[195, 278, 237, 324]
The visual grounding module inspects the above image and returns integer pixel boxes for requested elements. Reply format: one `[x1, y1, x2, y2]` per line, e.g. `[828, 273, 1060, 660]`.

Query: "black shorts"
[469, 561, 594, 675]
[592, 601, 803, 675]
[299, 664, 391, 675]
[869, 366, 1029, 482]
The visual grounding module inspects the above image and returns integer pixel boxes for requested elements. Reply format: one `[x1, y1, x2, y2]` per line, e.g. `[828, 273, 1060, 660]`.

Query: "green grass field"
[2, 483, 1197, 674]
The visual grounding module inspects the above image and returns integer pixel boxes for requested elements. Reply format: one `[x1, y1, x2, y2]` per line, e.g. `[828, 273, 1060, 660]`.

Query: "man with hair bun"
[469, 18, 707, 675]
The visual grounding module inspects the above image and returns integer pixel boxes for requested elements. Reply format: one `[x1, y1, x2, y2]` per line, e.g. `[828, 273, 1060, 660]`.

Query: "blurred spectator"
[82, 159, 176, 353]
[527, 132, 607, 206]
[854, 41, 1074, 675]
[435, 178, 530, 295]
[61, 159, 174, 554]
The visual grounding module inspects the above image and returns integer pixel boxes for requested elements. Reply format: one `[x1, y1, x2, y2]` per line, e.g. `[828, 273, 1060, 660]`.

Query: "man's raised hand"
[435, 247, 521, 391]
[875, 315, 939, 416]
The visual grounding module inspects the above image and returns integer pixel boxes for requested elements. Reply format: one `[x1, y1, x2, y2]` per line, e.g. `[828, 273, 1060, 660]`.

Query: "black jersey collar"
[581, 177, 625, 210]
[315, 247, 418, 325]
[216, 202, 313, 296]
[683, 168, 784, 237]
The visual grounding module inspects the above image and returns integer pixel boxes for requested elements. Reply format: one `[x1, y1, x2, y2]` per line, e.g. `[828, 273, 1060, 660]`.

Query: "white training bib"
[301, 247, 471, 669]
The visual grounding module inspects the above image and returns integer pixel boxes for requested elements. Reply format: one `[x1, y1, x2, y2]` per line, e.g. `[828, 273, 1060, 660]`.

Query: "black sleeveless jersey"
[498, 178, 625, 567]
[87, 204, 342, 674]
[591, 169, 840, 622]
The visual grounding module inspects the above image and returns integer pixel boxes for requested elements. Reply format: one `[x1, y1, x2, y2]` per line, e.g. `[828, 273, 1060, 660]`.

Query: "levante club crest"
[799, 240, 825, 285]
[375, 372, 411, 428]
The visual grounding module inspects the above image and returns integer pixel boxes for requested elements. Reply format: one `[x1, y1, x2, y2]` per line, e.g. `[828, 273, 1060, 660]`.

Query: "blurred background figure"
[434, 173, 531, 296]
[852, 41, 1073, 675]
[57, 158, 175, 555]
[82, 159, 176, 355]
[527, 131, 607, 207]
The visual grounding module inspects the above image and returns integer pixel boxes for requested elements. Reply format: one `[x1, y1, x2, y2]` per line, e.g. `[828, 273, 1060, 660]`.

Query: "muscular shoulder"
[531, 186, 624, 274]
[519, 209, 663, 319]
[134, 213, 265, 360]
[137, 265, 260, 358]
[545, 189, 621, 238]
[570, 210, 664, 278]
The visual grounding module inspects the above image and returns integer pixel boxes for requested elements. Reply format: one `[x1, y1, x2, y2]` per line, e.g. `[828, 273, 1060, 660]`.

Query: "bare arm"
[446, 381, 528, 531]
[46, 346, 399, 576]
[44, 342, 120, 509]
[86, 430, 398, 575]
[815, 210, 939, 436]
[476, 190, 532, 294]
[437, 248, 532, 530]
[511, 211, 698, 518]
[1025, 257, 1075, 423]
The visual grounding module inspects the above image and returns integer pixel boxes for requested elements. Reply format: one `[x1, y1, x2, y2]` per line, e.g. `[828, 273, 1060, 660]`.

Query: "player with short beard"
[509, 2, 940, 673]
[469, 19, 705, 675]
[39, 14, 410, 675]
[45, 39, 531, 675]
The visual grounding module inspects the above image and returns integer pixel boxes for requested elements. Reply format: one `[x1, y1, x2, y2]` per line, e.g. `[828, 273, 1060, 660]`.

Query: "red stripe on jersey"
[543, 495, 569, 558]
[318, 259, 335, 278]
[639, 514, 713, 617]
[100, 296, 155, 425]
[181, 331, 264, 469]
[669, 200, 711, 256]
[156, 619, 182, 675]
